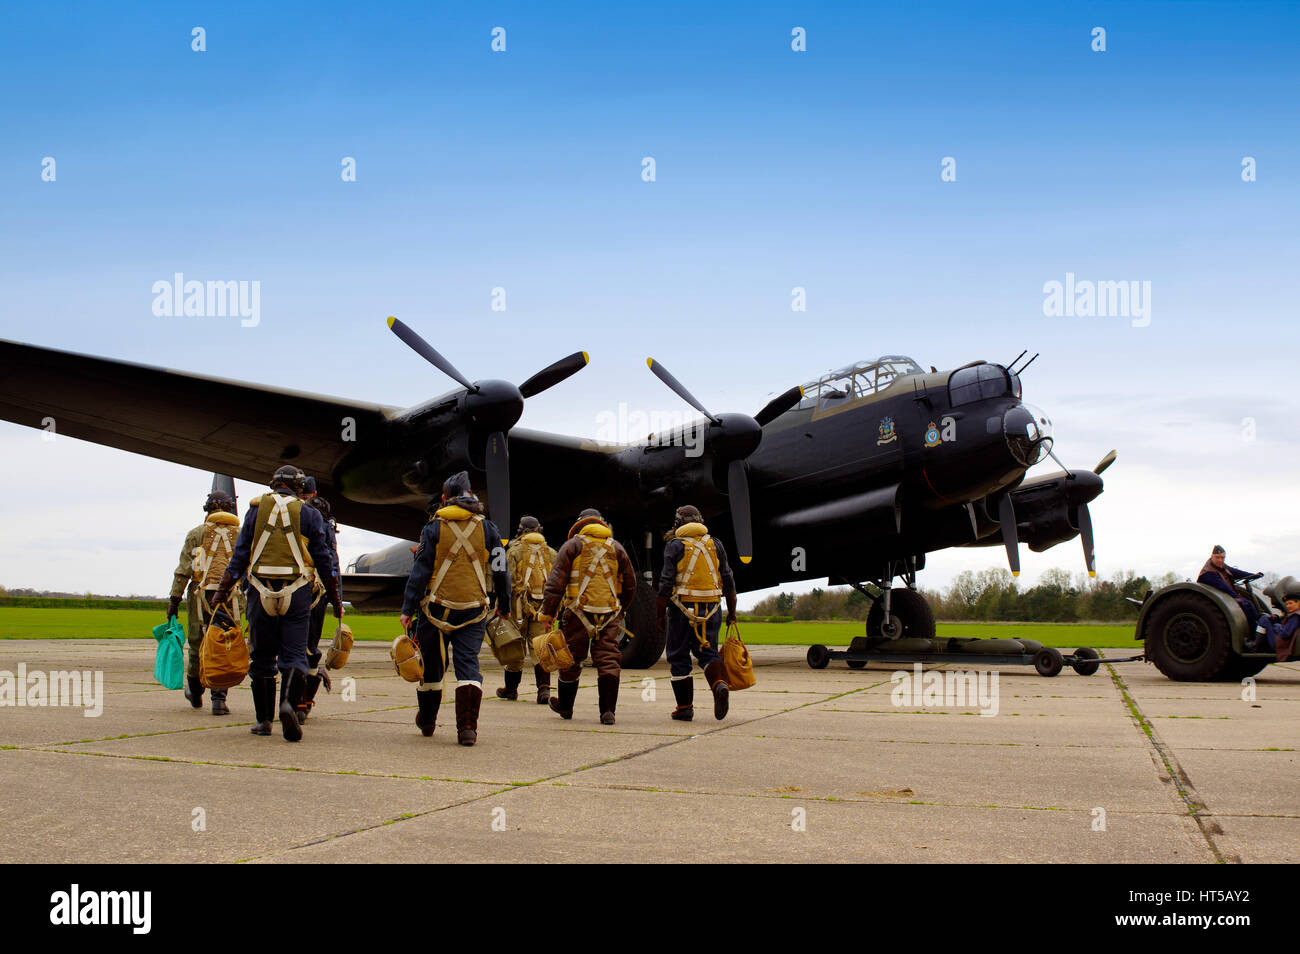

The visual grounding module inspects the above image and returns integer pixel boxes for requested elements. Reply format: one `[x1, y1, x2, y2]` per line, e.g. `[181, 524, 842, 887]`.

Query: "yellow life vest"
[191, 511, 241, 587]
[424, 505, 491, 611]
[565, 522, 621, 614]
[510, 532, 554, 602]
[672, 522, 722, 602]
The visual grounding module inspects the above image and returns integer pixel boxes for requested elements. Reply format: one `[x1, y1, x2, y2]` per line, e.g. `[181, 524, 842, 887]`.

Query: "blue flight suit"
[401, 510, 509, 687]
[1260, 612, 1299, 655]
[658, 535, 737, 679]
[306, 515, 339, 671]
[1198, 563, 1260, 627]
[225, 498, 337, 678]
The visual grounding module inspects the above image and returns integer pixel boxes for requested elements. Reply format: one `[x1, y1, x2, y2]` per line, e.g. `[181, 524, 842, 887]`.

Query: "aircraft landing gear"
[849, 566, 937, 642]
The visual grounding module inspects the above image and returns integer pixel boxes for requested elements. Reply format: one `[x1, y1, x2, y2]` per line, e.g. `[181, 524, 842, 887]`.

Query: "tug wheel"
[807, 644, 830, 670]
[1071, 647, 1101, 676]
[1033, 647, 1064, 677]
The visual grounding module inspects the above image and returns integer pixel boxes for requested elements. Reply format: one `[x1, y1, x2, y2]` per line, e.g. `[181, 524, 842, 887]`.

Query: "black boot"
[296, 673, 322, 724]
[597, 675, 619, 725]
[534, 664, 551, 705]
[496, 668, 522, 700]
[704, 660, 730, 721]
[455, 685, 482, 746]
[549, 679, 578, 720]
[416, 688, 441, 737]
[210, 688, 229, 716]
[278, 669, 304, 742]
[670, 677, 695, 721]
[184, 676, 204, 709]
[250, 676, 275, 735]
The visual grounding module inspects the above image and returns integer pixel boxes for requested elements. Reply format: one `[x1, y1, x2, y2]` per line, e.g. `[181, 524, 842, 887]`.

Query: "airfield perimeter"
[1, 640, 1295, 864]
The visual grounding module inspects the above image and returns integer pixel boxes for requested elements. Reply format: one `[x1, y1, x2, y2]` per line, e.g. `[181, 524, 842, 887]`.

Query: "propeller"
[997, 494, 1020, 578]
[1071, 449, 1115, 577]
[646, 358, 803, 563]
[388, 317, 588, 534]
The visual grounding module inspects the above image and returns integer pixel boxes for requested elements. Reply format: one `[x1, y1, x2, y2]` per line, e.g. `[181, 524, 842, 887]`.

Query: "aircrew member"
[655, 505, 738, 721]
[296, 478, 339, 724]
[212, 466, 342, 742]
[1258, 587, 1300, 660]
[1197, 545, 1261, 627]
[167, 490, 241, 715]
[399, 472, 510, 746]
[538, 508, 637, 725]
[498, 515, 558, 704]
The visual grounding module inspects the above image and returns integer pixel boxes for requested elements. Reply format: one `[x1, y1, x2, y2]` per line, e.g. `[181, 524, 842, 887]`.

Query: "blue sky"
[2, 1, 1298, 599]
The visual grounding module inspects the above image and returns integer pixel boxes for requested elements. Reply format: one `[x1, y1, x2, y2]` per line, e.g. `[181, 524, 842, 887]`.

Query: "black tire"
[1071, 646, 1100, 676]
[847, 659, 867, 670]
[807, 644, 830, 670]
[1144, 592, 1232, 681]
[620, 578, 667, 669]
[1033, 647, 1064, 677]
[1215, 655, 1271, 681]
[866, 588, 936, 640]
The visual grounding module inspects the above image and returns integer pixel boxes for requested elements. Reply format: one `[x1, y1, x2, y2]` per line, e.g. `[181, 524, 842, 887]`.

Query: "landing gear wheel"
[865, 588, 936, 640]
[1033, 647, 1064, 677]
[1144, 592, 1232, 681]
[1215, 655, 1271, 681]
[620, 578, 667, 669]
[807, 644, 830, 670]
[1071, 646, 1100, 676]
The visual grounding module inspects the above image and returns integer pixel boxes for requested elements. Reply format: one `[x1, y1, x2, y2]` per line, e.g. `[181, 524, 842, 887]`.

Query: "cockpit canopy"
[796, 356, 923, 410]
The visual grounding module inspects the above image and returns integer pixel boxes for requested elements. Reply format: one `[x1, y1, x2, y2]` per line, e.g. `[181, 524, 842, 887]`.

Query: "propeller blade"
[1094, 449, 1117, 475]
[754, 386, 804, 427]
[998, 494, 1021, 577]
[1077, 503, 1096, 577]
[484, 431, 510, 539]
[387, 317, 477, 393]
[646, 358, 719, 424]
[726, 458, 753, 564]
[519, 351, 590, 399]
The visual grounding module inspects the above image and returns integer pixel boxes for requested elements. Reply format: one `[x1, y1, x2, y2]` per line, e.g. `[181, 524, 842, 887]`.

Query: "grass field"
[0, 607, 1138, 648]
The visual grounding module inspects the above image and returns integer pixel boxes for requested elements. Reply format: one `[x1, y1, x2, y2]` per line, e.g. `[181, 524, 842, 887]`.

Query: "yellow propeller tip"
[739, 556, 752, 564]
[1011, 571, 1020, 577]
[581, 351, 590, 364]
[386, 316, 397, 328]
[1088, 571, 1097, 578]
[646, 357, 654, 369]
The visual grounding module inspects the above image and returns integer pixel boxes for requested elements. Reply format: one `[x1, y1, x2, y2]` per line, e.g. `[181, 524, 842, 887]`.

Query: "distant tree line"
[747, 569, 1191, 623]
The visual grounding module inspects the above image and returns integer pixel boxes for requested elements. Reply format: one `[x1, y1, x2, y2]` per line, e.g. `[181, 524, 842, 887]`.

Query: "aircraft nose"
[1003, 404, 1054, 466]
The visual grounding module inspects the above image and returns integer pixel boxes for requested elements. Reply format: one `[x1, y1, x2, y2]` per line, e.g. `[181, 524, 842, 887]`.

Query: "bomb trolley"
[805, 641, 1144, 677]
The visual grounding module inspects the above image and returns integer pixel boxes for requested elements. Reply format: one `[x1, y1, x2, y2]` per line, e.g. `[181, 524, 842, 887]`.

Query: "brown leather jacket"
[541, 520, 637, 619]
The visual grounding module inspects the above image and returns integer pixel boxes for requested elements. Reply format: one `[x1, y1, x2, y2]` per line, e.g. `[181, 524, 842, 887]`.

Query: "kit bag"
[152, 616, 186, 690]
[720, 622, 755, 691]
[325, 621, 354, 669]
[199, 604, 249, 689]
[486, 614, 527, 668]
[531, 628, 575, 673]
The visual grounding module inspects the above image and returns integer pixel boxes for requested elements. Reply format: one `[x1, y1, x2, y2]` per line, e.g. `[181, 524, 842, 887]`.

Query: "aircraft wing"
[0, 337, 397, 497]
